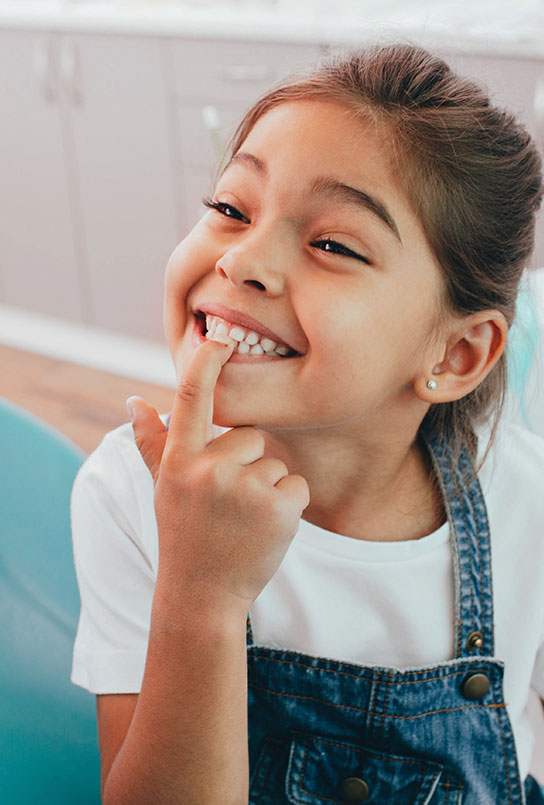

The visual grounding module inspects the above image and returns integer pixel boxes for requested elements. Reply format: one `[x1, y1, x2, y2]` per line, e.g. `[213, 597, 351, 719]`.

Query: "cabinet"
[0, 31, 84, 322]
[165, 38, 324, 234]
[0, 30, 178, 341]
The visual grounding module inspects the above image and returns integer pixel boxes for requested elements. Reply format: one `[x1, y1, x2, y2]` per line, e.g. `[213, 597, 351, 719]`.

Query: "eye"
[311, 238, 370, 265]
[202, 196, 250, 224]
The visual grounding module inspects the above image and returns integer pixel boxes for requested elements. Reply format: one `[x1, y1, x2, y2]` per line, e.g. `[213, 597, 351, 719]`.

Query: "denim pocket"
[285, 734, 462, 804]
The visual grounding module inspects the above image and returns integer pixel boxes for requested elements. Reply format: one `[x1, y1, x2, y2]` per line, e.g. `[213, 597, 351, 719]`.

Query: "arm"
[100, 594, 249, 805]
[98, 335, 308, 804]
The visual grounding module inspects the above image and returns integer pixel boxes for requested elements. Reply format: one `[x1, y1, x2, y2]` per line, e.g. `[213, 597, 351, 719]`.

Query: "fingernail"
[126, 397, 137, 420]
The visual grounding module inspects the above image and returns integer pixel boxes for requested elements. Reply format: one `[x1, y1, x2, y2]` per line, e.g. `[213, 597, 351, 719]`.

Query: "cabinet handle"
[218, 64, 273, 83]
[534, 75, 544, 144]
[60, 41, 82, 106]
[33, 39, 56, 104]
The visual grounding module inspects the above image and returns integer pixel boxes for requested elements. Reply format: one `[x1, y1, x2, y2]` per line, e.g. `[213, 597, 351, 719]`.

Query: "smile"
[198, 313, 298, 358]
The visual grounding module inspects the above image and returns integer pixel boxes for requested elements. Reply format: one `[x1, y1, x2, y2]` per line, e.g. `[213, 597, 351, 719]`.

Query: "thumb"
[126, 396, 168, 484]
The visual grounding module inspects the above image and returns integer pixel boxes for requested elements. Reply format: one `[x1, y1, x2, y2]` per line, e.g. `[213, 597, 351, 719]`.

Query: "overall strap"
[422, 429, 495, 658]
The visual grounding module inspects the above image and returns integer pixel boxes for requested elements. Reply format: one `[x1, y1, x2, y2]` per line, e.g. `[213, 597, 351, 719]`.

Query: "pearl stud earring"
[427, 380, 437, 390]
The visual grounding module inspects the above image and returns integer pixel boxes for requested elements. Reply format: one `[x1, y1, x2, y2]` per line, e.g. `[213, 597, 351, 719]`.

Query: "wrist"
[152, 567, 250, 629]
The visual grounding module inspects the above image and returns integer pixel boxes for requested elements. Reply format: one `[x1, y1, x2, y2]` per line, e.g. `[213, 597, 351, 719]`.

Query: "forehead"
[237, 100, 394, 188]
[231, 100, 424, 246]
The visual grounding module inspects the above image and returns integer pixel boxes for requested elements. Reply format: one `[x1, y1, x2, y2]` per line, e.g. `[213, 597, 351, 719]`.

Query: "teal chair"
[0, 397, 101, 804]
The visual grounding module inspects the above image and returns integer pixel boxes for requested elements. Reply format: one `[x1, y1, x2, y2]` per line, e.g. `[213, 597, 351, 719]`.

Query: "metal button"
[461, 672, 490, 700]
[339, 776, 370, 803]
[467, 631, 483, 651]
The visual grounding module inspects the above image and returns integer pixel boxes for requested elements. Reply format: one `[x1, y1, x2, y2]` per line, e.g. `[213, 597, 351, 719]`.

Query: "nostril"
[244, 280, 266, 291]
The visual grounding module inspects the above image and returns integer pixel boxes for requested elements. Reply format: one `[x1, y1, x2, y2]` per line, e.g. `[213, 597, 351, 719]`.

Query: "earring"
[427, 380, 437, 390]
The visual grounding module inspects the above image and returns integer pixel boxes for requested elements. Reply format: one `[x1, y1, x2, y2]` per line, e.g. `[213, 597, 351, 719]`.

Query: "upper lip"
[194, 302, 300, 353]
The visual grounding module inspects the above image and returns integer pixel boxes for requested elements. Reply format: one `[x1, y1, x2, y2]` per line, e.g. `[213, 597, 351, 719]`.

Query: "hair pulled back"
[224, 43, 543, 465]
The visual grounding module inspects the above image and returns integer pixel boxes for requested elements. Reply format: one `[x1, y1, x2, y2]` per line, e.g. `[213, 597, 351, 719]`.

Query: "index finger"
[167, 334, 235, 453]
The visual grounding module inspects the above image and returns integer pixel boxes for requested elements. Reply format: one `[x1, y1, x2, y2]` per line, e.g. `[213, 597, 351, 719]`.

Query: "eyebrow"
[222, 151, 402, 243]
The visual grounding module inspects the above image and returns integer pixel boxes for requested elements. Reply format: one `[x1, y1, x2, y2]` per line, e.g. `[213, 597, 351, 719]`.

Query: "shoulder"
[476, 419, 544, 554]
[71, 418, 164, 549]
[74, 415, 169, 493]
[477, 419, 544, 488]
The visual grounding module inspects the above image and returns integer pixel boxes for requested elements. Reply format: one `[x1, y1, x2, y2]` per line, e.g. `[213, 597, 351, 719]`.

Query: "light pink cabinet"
[0, 30, 84, 322]
[67, 34, 178, 341]
[0, 30, 178, 341]
[166, 38, 324, 235]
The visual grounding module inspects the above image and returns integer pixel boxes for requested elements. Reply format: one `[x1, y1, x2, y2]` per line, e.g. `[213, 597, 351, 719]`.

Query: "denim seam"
[448, 448, 477, 643]
[423, 434, 464, 658]
[378, 668, 393, 740]
[248, 683, 506, 719]
[248, 654, 496, 684]
[497, 702, 514, 805]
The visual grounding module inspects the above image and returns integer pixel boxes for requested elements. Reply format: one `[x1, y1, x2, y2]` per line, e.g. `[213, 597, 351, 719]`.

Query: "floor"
[0, 343, 174, 454]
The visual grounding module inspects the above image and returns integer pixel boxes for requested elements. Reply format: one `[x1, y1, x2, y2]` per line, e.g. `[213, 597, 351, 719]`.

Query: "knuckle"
[176, 378, 201, 404]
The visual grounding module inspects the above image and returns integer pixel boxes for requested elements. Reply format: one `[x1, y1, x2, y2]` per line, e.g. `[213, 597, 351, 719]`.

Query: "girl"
[71, 44, 544, 803]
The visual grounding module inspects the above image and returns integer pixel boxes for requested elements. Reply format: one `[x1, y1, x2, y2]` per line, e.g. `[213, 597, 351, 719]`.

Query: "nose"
[215, 230, 287, 296]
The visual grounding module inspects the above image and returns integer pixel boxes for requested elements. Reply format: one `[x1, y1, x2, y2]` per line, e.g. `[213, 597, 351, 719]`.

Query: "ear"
[414, 310, 508, 403]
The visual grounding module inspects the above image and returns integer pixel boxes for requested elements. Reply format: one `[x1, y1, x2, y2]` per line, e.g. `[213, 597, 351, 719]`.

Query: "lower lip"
[191, 316, 298, 363]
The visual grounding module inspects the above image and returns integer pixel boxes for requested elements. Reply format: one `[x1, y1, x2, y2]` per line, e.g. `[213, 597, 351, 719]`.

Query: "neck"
[257, 419, 446, 543]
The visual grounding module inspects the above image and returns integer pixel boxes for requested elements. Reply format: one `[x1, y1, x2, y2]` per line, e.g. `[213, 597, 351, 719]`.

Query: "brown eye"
[202, 197, 250, 224]
[311, 238, 370, 265]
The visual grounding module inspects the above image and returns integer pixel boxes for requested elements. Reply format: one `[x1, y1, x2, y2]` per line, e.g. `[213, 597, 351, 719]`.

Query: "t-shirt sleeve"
[70, 425, 157, 694]
[531, 640, 544, 701]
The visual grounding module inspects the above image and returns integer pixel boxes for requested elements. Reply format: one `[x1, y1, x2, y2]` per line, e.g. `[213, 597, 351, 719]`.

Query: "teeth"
[202, 314, 293, 357]
[228, 326, 246, 342]
[244, 331, 260, 346]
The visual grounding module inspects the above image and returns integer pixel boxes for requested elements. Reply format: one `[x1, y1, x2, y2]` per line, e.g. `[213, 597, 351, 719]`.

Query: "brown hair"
[222, 43, 543, 471]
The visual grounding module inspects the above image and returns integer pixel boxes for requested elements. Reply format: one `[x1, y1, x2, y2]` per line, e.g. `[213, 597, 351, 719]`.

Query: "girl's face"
[164, 100, 445, 434]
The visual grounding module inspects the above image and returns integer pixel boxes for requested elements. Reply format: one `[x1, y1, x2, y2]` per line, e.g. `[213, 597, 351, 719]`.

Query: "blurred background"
[1, 0, 544, 448]
[0, 0, 543, 795]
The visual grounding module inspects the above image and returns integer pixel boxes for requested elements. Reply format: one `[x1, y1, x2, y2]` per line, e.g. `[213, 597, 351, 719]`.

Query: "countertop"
[1, 1, 544, 59]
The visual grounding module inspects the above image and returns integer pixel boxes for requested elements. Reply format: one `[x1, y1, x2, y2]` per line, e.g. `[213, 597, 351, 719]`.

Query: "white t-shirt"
[70, 417, 544, 781]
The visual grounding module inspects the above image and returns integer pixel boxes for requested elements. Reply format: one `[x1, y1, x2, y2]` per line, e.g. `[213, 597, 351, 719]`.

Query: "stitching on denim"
[424, 434, 463, 658]
[248, 652, 496, 685]
[469, 478, 495, 657]
[248, 681, 505, 719]
[443, 778, 450, 805]
[496, 704, 514, 805]
[378, 668, 393, 740]
[467, 474, 489, 656]
[447, 445, 476, 642]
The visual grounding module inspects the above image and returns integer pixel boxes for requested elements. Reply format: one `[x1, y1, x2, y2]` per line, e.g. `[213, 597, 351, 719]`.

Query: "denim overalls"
[245, 428, 544, 804]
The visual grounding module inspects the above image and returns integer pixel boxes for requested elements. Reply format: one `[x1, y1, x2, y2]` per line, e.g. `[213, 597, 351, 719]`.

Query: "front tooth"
[228, 325, 247, 342]
[236, 341, 250, 354]
[244, 330, 260, 345]
[215, 321, 229, 336]
[249, 344, 264, 355]
[260, 337, 276, 352]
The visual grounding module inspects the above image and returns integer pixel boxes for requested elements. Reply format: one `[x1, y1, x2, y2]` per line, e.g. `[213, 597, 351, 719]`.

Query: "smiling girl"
[71, 44, 544, 803]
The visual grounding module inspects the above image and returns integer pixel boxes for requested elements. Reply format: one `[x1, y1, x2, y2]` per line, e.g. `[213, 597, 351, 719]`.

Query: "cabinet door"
[67, 34, 178, 341]
[167, 39, 323, 235]
[0, 30, 84, 321]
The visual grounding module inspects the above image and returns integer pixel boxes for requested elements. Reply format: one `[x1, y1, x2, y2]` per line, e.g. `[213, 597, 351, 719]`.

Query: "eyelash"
[201, 196, 370, 265]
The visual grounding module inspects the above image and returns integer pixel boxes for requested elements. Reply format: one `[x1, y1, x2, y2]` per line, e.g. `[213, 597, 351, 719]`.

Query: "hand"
[127, 335, 310, 612]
